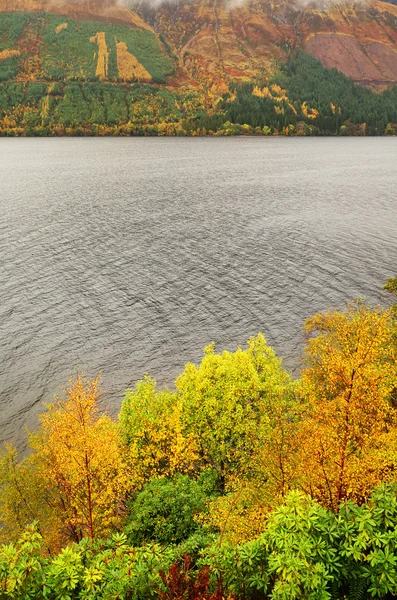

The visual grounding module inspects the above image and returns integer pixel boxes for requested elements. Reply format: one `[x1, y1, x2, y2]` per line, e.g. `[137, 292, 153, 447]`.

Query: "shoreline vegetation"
[1, 278, 397, 598]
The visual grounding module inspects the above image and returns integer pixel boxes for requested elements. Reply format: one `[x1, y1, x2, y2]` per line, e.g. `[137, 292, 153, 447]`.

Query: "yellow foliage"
[0, 49, 20, 61]
[206, 483, 270, 544]
[119, 377, 200, 488]
[116, 40, 152, 82]
[296, 302, 397, 510]
[55, 23, 68, 35]
[41, 95, 50, 122]
[302, 101, 319, 119]
[90, 32, 108, 80]
[252, 85, 267, 98]
[29, 375, 128, 548]
[204, 383, 300, 543]
[270, 84, 287, 98]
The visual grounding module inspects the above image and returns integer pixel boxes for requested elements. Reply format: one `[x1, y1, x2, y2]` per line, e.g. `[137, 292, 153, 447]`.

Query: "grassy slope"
[0, 12, 175, 84]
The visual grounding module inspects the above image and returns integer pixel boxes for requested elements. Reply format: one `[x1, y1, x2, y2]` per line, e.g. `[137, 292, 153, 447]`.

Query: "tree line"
[1, 52, 397, 136]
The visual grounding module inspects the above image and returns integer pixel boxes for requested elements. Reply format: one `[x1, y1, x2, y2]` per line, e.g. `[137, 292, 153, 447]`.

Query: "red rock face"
[299, 1, 397, 86]
[303, 33, 397, 85]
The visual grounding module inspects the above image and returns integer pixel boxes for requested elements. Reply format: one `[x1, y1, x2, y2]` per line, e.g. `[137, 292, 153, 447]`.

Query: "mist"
[122, 0, 371, 10]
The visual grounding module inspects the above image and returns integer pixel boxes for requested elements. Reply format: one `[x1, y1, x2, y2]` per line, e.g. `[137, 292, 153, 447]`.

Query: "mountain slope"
[1, 0, 397, 88]
[0, 0, 397, 135]
[0, 0, 147, 28]
[149, 0, 397, 87]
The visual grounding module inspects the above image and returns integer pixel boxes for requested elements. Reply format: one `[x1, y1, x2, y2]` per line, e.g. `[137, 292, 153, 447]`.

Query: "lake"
[0, 137, 396, 447]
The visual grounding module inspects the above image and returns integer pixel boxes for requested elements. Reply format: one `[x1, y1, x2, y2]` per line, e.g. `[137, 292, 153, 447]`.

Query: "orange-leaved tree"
[1, 375, 129, 551]
[31, 374, 129, 544]
[296, 301, 397, 511]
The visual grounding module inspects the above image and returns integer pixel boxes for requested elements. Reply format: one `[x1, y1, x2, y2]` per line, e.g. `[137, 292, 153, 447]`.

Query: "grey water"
[0, 137, 396, 448]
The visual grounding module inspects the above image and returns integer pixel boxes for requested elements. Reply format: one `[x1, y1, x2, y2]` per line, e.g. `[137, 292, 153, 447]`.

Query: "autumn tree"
[0, 445, 49, 546]
[175, 334, 294, 544]
[0, 375, 129, 551]
[202, 384, 300, 544]
[119, 376, 200, 489]
[177, 334, 290, 488]
[296, 301, 397, 510]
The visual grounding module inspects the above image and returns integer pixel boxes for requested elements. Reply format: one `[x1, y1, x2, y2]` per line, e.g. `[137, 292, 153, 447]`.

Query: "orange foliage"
[0, 49, 20, 61]
[30, 375, 129, 547]
[90, 32, 108, 80]
[115, 40, 151, 82]
[296, 302, 397, 511]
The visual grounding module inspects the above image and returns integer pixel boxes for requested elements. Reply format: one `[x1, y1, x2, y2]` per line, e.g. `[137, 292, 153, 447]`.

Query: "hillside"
[0, 0, 397, 135]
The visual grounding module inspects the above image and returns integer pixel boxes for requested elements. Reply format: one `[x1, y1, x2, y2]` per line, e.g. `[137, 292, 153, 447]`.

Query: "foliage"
[296, 301, 397, 510]
[0, 81, 205, 136]
[41, 15, 174, 84]
[5, 485, 397, 599]
[124, 472, 218, 546]
[176, 333, 290, 486]
[214, 52, 397, 136]
[0, 375, 129, 551]
[3, 288, 397, 597]
[119, 377, 200, 487]
[383, 276, 397, 318]
[1, 15, 397, 136]
[0, 523, 44, 599]
[0, 527, 175, 600]
[159, 555, 223, 600]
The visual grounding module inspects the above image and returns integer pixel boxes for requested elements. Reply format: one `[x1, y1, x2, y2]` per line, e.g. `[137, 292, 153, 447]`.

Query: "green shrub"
[124, 472, 219, 546]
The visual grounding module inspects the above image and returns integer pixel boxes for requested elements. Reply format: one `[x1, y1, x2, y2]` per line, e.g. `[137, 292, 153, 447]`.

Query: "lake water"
[0, 137, 396, 448]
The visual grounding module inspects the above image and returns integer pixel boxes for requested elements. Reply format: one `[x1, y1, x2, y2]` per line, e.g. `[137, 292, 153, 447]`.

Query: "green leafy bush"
[124, 472, 219, 546]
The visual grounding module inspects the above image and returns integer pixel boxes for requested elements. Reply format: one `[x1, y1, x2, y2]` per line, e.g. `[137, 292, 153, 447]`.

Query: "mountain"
[0, 0, 397, 135]
[148, 0, 397, 88]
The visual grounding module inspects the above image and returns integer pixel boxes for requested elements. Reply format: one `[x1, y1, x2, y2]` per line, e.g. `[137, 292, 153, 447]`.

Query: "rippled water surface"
[1, 137, 396, 446]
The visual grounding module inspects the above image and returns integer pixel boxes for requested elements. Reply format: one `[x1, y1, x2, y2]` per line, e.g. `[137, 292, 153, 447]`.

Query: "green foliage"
[119, 377, 177, 448]
[383, 276, 397, 319]
[0, 12, 174, 85]
[199, 486, 397, 600]
[177, 333, 290, 484]
[0, 523, 44, 599]
[0, 12, 29, 51]
[124, 472, 218, 546]
[0, 528, 175, 600]
[217, 52, 397, 135]
[203, 537, 270, 598]
[336, 484, 397, 598]
[265, 493, 340, 600]
[40, 15, 175, 83]
[0, 80, 203, 135]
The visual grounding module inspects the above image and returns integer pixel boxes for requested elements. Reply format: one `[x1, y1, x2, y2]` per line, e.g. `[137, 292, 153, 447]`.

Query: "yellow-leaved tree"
[119, 376, 200, 489]
[176, 334, 293, 543]
[296, 301, 397, 511]
[0, 375, 129, 551]
[177, 334, 290, 485]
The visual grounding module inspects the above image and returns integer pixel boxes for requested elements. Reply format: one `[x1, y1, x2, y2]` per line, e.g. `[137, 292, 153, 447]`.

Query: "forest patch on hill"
[1, 51, 397, 136]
